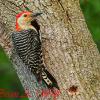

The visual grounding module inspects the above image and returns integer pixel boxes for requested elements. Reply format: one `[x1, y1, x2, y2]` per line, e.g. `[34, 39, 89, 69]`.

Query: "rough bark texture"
[0, 0, 100, 100]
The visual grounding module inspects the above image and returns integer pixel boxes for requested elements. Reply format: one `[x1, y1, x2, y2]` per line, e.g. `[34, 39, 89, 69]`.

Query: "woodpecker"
[11, 11, 59, 91]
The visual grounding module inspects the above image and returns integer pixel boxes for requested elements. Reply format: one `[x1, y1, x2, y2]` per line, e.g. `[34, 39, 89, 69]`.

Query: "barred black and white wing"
[11, 29, 59, 90]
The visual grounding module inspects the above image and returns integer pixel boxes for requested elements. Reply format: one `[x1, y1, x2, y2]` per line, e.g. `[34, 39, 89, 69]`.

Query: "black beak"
[32, 12, 42, 17]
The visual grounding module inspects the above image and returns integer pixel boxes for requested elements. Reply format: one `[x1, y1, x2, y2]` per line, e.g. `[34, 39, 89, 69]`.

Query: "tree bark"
[0, 0, 100, 100]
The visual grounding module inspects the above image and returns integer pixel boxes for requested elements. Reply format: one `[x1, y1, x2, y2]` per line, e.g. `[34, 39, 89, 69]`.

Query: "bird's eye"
[24, 14, 27, 17]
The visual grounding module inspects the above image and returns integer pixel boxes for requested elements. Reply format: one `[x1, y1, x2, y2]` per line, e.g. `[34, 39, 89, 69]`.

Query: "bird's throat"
[16, 24, 37, 32]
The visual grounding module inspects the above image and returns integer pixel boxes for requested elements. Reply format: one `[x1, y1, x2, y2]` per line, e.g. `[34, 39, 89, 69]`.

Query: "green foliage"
[80, 0, 100, 51]
[0, 47, 28, 100]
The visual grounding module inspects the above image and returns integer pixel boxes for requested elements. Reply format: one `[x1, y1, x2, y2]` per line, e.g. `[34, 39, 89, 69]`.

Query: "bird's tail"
[41, 69, 59, 90]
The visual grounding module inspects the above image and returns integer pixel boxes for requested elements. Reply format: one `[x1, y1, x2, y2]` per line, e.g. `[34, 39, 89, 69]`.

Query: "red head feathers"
[16, 11, 32, 31]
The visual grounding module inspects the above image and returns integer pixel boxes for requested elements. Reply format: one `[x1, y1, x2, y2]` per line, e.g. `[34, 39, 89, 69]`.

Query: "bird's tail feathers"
[42, 69, 59, 90]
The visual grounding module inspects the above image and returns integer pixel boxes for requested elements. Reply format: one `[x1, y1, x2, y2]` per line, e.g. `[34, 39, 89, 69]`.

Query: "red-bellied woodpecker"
[11, 11, 59, 91]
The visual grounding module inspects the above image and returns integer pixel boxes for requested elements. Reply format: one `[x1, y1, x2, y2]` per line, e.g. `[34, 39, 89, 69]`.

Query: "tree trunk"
[0, 0, 100, 100]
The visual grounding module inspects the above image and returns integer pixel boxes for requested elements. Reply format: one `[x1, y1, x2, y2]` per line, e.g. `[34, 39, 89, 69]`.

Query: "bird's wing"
[12, 29, 59, 90]
[12, 29, 43, 78]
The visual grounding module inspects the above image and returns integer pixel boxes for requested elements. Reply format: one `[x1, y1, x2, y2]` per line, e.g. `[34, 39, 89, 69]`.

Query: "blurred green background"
[80, 0, 100, 51]
[0, 0, 100, 100]
[0, 47, 28, 100]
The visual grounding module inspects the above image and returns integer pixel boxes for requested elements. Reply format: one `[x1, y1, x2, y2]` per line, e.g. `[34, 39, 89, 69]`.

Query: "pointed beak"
[32, 12, 42, 17]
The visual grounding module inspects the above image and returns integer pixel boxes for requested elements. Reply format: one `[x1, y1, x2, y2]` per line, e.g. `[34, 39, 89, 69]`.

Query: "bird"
[11, 11, 59, 92]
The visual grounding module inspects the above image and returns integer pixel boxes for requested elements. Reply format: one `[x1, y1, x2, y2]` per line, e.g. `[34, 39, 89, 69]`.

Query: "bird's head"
[16, 11, 42, 31]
